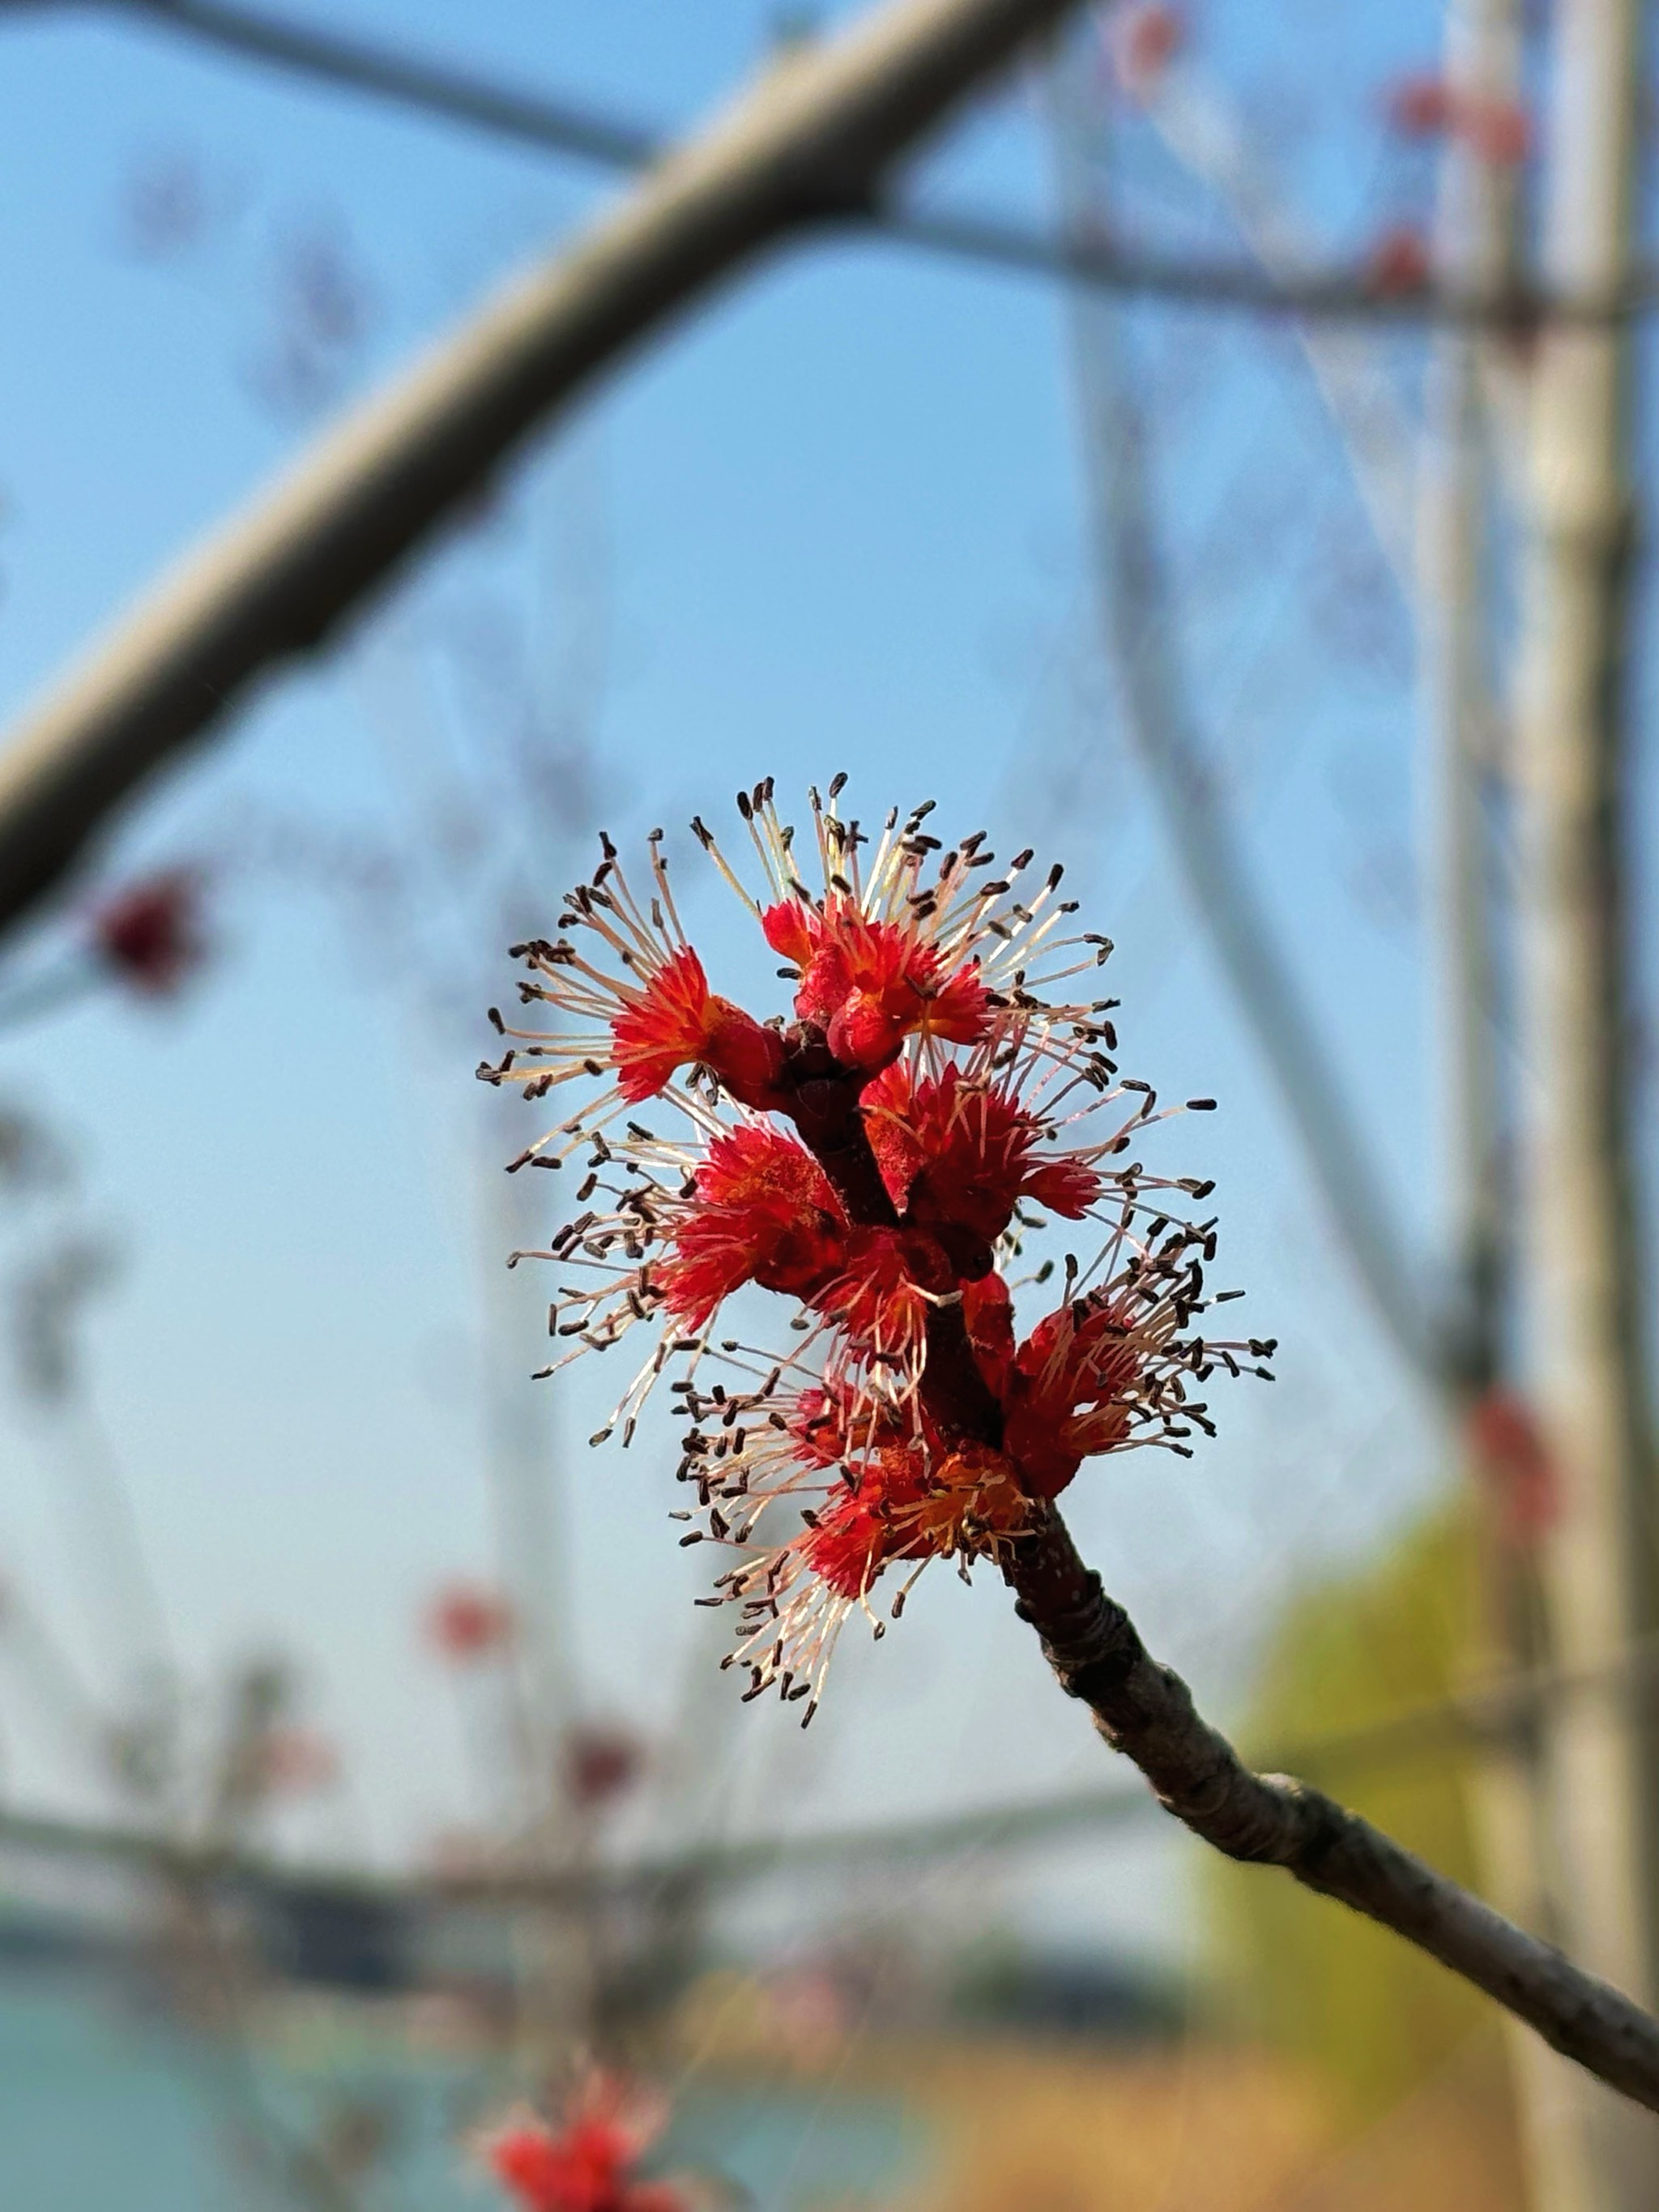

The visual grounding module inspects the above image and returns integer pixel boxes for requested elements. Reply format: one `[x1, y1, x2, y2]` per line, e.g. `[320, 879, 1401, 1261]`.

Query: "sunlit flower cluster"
[480, 781, 1270, 1717]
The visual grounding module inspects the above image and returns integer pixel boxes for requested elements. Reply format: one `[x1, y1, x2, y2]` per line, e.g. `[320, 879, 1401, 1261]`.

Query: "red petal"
[761, 900, 817, 967]
[611, 946, 714, 1102]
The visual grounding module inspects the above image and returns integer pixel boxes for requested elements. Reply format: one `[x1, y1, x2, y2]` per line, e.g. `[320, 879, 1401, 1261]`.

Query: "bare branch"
[53, 0, 1658, 327]
[110, 0, 661, 170]
[882, 203, 1642, 324]
[1046, 53, 1435, 1381]
[1004, 1508, 1659, 2115]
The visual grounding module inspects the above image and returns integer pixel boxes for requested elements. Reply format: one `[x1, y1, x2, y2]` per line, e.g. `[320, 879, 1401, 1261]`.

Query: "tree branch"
[1004, 1507, 1659, 2113]
[49, 0, 1655, 327]
[1046, 49, 1435, 1384]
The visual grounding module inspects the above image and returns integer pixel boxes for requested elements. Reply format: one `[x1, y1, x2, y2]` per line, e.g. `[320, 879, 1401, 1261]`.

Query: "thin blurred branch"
[11, 1239, 179, 1715]
[110, 0, 661, 169]
[1048, 49, 1433, 1380]
[18, 1520, 1659, 2108]
[1134, 54, 1419, 588]
[15, 1618, 1659, 1902]
[10, 0, 1655, 325]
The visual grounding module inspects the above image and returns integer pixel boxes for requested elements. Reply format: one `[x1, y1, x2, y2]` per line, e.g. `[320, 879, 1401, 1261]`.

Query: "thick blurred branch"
[0, 0, 1088, 938]
[1005, 1507, 1659, 2115]
[0, 0, 1645, 947]
[1514, 0, 1659, 2197]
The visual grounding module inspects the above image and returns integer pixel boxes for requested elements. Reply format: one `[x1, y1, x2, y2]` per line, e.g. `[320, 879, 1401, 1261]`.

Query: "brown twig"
[764, 1000, 1659, 2114]
[1002, 1508, 1659, 2114]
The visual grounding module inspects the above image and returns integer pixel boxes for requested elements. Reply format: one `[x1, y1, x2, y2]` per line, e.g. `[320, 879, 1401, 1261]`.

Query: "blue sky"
[0, 0, 1474, 1957]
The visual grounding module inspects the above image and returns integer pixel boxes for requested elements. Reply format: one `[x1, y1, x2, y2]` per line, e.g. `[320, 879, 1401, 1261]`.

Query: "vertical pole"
[1517, 0, 1659, 2198]
[1418, 5, 1590, 2205]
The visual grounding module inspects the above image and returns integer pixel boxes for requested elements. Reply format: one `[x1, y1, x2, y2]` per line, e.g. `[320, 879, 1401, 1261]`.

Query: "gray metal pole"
[0, 0, 1082, 936]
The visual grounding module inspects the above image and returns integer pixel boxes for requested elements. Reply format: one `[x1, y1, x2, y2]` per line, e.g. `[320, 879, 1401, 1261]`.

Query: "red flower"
[655, 1125, 849, 1328]
[486, 2079, 684, 2212]
[1384, 75, 1530, 164]
[801, 1433, 1029, 1600]
[1469, 1388, 1558, 1541]
[764, 897, 988, 1070]
[257, 1727, 339, 1796]
[1460, 95, 1531, 168]
[1001, 1295, 1148, 1498]
[863, 1062, 1102, 1252]
[565, 1725, 642, 1810]
[1386, 73, 1454, 138]
[962, 1270, 1016, 1398]
[611, 945, 784, 1108]
[817, 1223, 953, 1354]
[801, 1443, 928, 1600]
[1110, 3, 1185, 97]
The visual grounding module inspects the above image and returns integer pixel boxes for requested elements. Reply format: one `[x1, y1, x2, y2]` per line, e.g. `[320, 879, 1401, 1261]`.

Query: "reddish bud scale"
[1469, 1387, 1559, 1543]
[485, 784, 1268, 1710]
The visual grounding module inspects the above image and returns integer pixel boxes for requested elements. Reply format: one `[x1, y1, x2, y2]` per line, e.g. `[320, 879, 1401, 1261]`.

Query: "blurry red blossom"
[1470, 1388, 1559, 1541]
[425, 1583, 514, 1662]
[92, 869, 208, 997]
[485, 2078, 685, 2212]
[1386, 72, 1455, 137]
[1384, 74, 1531, 165]
[1364, 224, 1433, 298]
[565, 1724, 643, 1810]
[1461, 96, 1531, 166]
[1108, 3, 1186, 97]
[258, 1726, 339, 1796]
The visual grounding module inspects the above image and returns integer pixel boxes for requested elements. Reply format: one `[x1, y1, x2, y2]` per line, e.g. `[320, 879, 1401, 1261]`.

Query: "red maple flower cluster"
[481, 782, 1270, 1712]
[485, 2078, 684, 2212]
